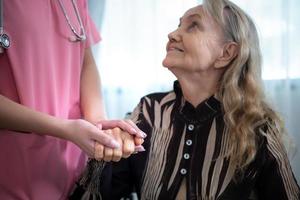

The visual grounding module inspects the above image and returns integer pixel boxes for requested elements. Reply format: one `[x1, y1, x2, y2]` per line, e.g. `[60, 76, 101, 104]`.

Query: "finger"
[111, 120, 139, 136]
[103, 147, 114, 162]
[122, 135, 135, 158]
[94, 142, 104, 161]
[98, 120, 127, 130]
[134, 137, 144, 146]
[111, 128, 123, 162]
[125, 119, 147, 138]
[112, 148, 122, 162]
[99, 120, 146, 138]
[94, 130, 120, 149]
[103, 129, 119, 162]
[134, 145, 146, 152]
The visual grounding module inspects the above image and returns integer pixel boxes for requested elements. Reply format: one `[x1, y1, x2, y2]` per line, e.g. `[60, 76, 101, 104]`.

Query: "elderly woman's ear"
[214, 41, 238, 69]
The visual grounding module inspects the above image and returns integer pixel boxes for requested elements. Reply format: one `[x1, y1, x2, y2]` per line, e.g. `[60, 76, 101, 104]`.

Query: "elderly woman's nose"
[168, 30, 181, 42]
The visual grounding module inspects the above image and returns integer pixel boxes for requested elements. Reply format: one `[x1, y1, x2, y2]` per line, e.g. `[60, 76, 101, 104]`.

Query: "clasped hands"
[93, 119, 146, 162]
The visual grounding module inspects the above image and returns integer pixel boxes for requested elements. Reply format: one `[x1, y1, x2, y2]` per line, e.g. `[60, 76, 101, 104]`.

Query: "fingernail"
[131, 128, 138, 133]
[140, 131, 147, 138]
[135, 145, 146, 152]
[110, 140, 120, 149]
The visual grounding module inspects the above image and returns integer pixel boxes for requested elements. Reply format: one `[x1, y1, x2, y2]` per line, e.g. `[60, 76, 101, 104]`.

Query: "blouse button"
[188, 124, 194, 131]
[183, 153, 190, 159]
[186, 140, 192, 146]
[180, 168, 187, 175]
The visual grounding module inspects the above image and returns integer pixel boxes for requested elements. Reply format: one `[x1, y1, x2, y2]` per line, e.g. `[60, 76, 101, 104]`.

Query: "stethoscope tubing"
[0, 0, 10, 50]
[0, 0, 4, 33]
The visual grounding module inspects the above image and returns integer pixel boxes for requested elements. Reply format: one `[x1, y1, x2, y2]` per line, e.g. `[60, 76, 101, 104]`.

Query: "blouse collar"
[173, 81, 222, 123]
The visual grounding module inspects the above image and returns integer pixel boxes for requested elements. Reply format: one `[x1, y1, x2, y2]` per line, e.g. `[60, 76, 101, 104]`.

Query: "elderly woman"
[71, 0, 300, 199]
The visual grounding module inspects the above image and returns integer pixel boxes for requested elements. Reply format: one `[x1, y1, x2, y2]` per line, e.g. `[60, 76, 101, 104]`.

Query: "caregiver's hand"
[64, 119, 121, 158]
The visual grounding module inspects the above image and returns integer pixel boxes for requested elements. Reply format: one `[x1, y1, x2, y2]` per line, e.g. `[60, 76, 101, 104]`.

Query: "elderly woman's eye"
[188, 22, 198, 30]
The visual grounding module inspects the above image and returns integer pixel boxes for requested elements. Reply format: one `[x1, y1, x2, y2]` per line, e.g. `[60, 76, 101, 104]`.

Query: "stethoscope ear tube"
[0, 0, 3, 29]
[0, 0, 10, 51]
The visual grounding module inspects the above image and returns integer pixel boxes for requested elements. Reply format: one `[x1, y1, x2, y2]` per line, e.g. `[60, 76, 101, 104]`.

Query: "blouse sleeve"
[256, 127, 300, 200]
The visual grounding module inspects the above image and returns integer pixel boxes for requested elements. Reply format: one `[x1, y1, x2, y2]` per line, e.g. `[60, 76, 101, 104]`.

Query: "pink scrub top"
[0, 0, 101, 199]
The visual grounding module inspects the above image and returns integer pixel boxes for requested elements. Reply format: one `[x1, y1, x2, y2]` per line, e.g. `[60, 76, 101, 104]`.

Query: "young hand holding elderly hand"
[93, 119, 146, 161]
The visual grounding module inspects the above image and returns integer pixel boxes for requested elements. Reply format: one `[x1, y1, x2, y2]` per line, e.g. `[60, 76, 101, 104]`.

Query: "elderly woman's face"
[163, 5, 225, 74]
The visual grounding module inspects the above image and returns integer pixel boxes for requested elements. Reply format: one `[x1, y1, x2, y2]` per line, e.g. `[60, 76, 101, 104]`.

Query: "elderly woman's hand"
[94, 127, 145, 162]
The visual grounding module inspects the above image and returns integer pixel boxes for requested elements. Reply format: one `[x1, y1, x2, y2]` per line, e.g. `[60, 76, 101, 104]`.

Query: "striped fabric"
[101, 81, 300, 200]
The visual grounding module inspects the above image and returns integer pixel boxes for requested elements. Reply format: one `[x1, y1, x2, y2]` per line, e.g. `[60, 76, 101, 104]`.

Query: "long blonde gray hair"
[203, 0, 286, 171]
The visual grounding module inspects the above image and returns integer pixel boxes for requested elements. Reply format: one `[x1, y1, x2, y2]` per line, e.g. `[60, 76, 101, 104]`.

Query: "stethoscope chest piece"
[0, 33, 10, 49]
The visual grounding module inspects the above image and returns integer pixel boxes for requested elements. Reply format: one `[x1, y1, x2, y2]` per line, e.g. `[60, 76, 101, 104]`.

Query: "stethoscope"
[0, 0, 86, 54]
[57, 0, 86, 42]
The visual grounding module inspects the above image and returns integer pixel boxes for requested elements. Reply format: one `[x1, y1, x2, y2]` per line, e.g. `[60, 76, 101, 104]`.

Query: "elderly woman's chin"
[162, 56, 176, 69]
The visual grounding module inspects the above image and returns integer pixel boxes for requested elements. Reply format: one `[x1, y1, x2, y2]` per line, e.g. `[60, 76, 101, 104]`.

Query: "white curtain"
[89, 0, 300, 183]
